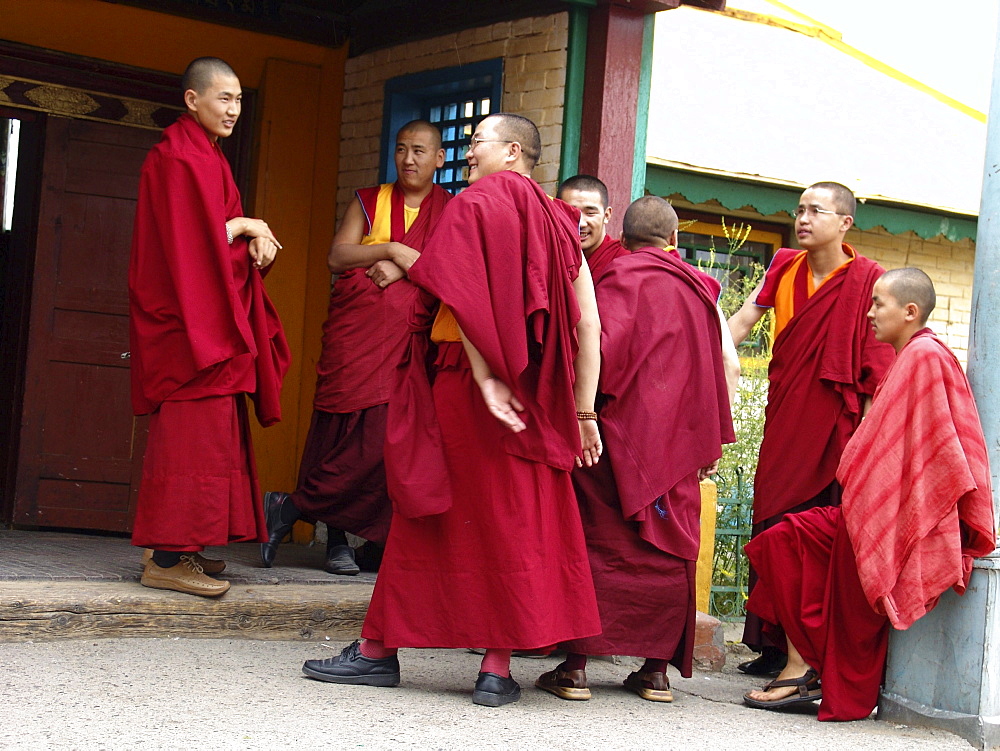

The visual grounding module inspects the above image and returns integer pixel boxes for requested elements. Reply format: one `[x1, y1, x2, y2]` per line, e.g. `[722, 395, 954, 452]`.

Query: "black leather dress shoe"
[302, 640, 400, 686]
[324, 544, 360, 576]
[472, 672, 521, 707]
[737, 647, 787, 677]
[260, 491, 300, 568]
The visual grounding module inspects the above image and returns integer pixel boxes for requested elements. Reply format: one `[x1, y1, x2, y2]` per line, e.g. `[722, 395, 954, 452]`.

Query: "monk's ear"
[904, 302, 920, 322]
[839, 214, 854, 233]
[603, 206, 612, 226]
[506, 140, 523, 165]
[183, 89, 199, 113]
[435, 148, 446, 169]
[669, 229, 678, 247]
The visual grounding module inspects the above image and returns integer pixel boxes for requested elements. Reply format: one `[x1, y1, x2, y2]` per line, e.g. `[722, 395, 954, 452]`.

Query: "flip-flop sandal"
[743, 668, 822, 710]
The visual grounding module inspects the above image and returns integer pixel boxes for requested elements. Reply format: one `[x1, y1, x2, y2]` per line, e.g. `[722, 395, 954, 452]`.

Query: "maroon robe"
[562, 248, 734, 671]
[585, 234, 629, 280]
[364, 170, 600, 648]
[290, 183, 450, 543]
[744, 247, 893, 649]
[128, 113, 289, 549]
[746, 329, 995, 721]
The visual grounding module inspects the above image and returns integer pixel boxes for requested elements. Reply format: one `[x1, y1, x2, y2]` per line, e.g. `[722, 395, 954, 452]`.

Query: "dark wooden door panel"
[14, 116, 159, 532]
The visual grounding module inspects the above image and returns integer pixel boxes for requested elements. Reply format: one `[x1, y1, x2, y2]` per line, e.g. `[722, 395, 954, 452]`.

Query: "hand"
[697, 459, 720, 481]
[233, 217, 282, 248]
[480, 377, 527, 433]
[248, 236, 278, 269]
[388, 242, 420, 272]
[576, 419, 602, 467]
[366, 259, 406, 289]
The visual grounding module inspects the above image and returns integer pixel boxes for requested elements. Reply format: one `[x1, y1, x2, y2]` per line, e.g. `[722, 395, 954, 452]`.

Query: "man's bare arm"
[727, 279, 767, 346]
[717, 305, 741, 408]
[572, 260, 603, 468]
[327, 199, 419, 275]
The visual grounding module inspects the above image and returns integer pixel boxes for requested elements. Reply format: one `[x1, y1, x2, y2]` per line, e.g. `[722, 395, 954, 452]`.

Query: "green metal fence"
[709, 466, 753, 621]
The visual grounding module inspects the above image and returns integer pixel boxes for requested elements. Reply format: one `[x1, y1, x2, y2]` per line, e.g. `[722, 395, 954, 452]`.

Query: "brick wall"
[848, 226, 974, 363]
[337, 13, 568, 220]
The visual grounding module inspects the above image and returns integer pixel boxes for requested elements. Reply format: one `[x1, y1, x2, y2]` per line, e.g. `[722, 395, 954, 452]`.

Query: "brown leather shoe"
[535, 663, 591, 701]
[140, 556, 231, 598]
[624, 670, 673, 702]
[141, 549, 226, 575]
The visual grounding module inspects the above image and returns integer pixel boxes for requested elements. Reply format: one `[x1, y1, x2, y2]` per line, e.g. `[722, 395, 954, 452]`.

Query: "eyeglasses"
[792, 206, 842, 220]
[470, 137, 513, 148]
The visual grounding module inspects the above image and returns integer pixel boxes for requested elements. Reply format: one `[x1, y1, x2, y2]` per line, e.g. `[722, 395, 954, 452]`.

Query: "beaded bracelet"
[576, 410, 598, 421]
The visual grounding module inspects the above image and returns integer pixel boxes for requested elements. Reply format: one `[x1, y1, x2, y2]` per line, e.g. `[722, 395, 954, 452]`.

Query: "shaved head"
[558, 174, 609, 210]
[622, 195, 678, 250]
[807, 181, 856, 217]
[880, 267, 936, 324]
[182, 57, 238, 95]
[489, 113, 541, 169]
[398, 119, 442, 150]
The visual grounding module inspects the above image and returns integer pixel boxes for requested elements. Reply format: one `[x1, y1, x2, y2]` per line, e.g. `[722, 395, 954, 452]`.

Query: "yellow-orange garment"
[431, 303, 462, 343]
[772, 246, 856, 341]
[367, 183, 420, 243]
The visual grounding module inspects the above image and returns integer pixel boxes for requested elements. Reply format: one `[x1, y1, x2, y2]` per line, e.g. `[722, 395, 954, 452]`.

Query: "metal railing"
[709, 466, 753, 620]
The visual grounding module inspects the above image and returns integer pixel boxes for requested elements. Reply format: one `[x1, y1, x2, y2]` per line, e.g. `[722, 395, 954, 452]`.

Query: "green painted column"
[631, 13, 654, 201]
[559, 3, 590, 182]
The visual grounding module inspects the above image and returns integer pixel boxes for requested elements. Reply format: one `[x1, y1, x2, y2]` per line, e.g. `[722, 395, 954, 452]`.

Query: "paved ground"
[0, 529, 974, 749]
[0, 638, 971, 750]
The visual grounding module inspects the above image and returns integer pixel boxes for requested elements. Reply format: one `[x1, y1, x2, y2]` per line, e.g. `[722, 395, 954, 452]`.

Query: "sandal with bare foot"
[743, 668, 822, 710]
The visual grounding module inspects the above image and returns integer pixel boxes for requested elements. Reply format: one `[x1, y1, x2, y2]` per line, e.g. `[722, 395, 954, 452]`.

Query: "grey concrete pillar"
[878, 21, 1000, 751]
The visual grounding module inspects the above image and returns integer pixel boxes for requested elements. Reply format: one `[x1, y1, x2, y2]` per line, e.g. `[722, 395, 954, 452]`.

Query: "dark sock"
[152, 550, 182, 568]
[327, 528, 349, 548]
[280, 495, 301, 525]
[640, 658, 668, 674]
[563, 652, 588, 671]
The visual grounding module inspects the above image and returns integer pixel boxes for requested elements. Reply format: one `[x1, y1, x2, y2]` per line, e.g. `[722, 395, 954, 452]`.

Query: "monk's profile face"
[184, 73, 242, 142]
[467, 116, 513, 184]
[795, 187, 852, 251]
[560, 188, 611, 255]
[395, 127, 445, 193]
[868, 278, 913, 351]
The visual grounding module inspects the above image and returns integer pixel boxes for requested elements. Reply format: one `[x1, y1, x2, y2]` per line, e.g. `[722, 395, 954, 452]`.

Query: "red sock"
[480, 649, 512, 677]
[359, 639, 397, 659]
[563, 652, 588, 671]
[640, 658, 668, 674]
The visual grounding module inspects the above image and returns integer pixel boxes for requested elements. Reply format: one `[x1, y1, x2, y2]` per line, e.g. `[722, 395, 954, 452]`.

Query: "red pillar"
[578, 1, 647, 235]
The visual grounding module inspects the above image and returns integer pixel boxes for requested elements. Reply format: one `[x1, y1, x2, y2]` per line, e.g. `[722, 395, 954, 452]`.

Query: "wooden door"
[13, 116, 160, 531]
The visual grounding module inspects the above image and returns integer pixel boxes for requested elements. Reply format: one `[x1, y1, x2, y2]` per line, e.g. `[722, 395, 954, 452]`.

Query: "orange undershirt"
[773, 247, 855, 341]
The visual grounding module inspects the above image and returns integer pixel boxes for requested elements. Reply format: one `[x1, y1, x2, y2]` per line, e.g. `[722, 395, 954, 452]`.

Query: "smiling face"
[185, 72, 242, 141]
[868, 277, 916, 352]
[559, 188, 611, 256]
[466, 116, 515, 184]
[794, 187, 853, 251]
[394, 126, 445, 193]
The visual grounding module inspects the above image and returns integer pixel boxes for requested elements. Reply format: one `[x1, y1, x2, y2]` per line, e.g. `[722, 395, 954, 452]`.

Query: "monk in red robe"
[129, 57, 289, 597]
[728, 182, 895, 674]
[260, 121, 449, 575]
[743, 267, 995, 720]
[536, 195, 738, 703]
[556, 174, 629, 280]
[300, 113, 603, 707]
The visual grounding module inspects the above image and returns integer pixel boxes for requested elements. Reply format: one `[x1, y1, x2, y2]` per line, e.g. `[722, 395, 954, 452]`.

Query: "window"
[675, 218, 787, 293]
[380, 59, 503, 194]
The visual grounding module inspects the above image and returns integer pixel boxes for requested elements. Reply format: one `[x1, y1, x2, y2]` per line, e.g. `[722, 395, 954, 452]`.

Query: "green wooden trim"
[631, 14, 655, 201]
[561, 0, 597, 6]
[559, 5, 589, 182]
[645, 164, 978, 243]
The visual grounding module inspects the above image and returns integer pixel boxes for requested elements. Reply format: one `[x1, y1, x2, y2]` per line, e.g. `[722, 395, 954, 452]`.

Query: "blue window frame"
[380, 59, 503, 194]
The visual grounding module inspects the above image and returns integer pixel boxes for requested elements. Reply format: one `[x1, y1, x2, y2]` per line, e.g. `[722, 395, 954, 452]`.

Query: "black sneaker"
[472, 671, 521, 707]
[302, 640, 400, 687]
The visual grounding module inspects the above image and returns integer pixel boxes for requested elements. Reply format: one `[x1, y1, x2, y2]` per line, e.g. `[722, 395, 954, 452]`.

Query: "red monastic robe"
[752, 247, 894, 523]
[746, 329, 996, 721]
[364, 170, 601, 648]
[290, 183, 450, 543]
[128, 113, 289, 549]
[585, 234, 629, 280]
[562, 247, 734, 670]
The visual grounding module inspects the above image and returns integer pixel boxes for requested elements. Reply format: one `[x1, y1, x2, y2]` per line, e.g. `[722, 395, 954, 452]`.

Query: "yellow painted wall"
[1, 0, 347, 494]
